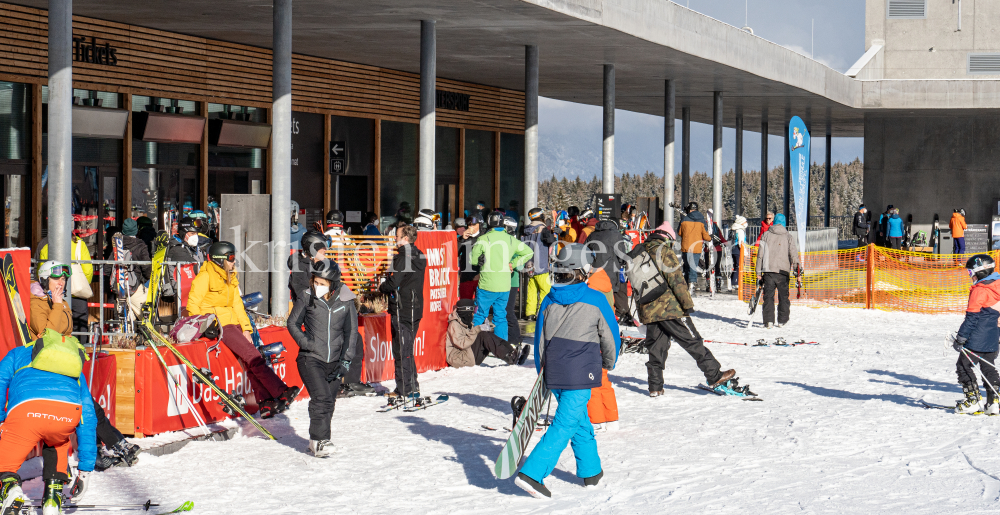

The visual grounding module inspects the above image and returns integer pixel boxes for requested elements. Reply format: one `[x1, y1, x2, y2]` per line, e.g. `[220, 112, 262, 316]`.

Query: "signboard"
[788, 116, 810, 257]
[291, 111, 324, 211]
[592, 194, 620, 222]
[331, 141, 347, 175]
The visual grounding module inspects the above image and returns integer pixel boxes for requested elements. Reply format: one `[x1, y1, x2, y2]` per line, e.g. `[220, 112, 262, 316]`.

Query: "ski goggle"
[48, 264, 72, 279]
[213, 253, 236, 263]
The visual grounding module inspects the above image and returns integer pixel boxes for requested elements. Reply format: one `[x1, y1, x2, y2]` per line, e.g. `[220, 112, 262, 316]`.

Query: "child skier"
[951, 254, 1000, 414]
[0, 331, 97, 515]
[286, 259, 358, 457]
[515, 243, 620, 499]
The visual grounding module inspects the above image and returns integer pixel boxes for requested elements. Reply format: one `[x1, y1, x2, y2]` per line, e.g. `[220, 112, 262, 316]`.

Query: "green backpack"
[20, 329, 89, 378]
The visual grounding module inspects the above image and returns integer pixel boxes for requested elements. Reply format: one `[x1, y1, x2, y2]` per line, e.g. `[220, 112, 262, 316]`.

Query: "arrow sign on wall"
[331, 140, 347, 174]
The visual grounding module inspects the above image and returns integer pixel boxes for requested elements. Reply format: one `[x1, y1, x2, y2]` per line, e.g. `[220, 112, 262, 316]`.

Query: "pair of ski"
[377, 394, 449, 413]
[919, 399, 996, 415]
[709, 339, 818, 347]
[19, 500, 192, 514]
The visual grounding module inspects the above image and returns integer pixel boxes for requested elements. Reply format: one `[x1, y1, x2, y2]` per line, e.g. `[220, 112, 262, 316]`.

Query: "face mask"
[314, 284, 330, 298]
[186, 234, 199, 247]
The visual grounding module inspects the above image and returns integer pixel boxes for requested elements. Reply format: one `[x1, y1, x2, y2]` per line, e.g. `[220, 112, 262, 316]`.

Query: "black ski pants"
[471, 332, 517, 366]
[344, 332, 365, 385]
[761, 272, 790, 326]
[296, 354, 341, 441]
[43, 399, 122, 481]
[391, 318, 420, 396]
[644, 318, 722, 391]
[506, 286, 521, 345]
[957, 350, 1000, 401]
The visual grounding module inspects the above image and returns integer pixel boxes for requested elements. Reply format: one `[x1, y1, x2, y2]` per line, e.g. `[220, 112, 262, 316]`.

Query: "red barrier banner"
[133, 328, 306, 436]
[0, 248, 32, 361]
[83, 352, 117, 424]
[359, 313, 393, 383]
[413, 231, 457, 372]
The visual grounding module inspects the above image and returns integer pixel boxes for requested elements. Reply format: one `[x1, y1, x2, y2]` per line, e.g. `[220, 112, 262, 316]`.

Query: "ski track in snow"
[69, 297, 1000, 514]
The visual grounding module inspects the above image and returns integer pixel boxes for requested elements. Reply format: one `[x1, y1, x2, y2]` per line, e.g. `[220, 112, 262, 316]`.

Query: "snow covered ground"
[61, 296, 1000, 514]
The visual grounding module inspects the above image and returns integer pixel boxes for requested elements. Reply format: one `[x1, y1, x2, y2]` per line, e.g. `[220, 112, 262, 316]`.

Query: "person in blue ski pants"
[514, 243, 620, 499]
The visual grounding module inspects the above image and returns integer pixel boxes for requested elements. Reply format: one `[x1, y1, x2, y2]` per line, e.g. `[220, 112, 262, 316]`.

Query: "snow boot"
[42, 479, 63, 515]
[709, 369, 736, 389]
[0, 474, 27, 515]
[649, 390, 664, 398]
[309, 439, 335, 458]
[259, 398, 280, 419]
[583, 470, 604, 487]
[515, 473, 551, 498]
[515, 345, 531, 366]
[277, 386, 301, 412]
[955, 384, 983, 414]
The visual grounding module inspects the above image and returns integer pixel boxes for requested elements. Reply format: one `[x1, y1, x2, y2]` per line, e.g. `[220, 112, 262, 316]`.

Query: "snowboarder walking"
[950, 254, 1000, 414]
[286, 259, 358, 457]
[515, 243, 620, 498]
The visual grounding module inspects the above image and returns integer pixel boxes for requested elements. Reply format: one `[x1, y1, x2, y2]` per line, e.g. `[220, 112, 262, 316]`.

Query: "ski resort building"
[1, 0, 998, 312]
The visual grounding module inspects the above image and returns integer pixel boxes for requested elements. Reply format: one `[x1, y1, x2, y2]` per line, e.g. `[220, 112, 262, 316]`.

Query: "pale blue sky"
[538, 0, 867, 179]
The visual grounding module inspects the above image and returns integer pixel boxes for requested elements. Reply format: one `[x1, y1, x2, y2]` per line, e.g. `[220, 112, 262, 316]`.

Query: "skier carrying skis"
[638, 222, 736, 396]
[950, 254, 1000, 414]
[187, 242, 299, 418]
[514, 243, 620, 499]
[286, 259, 358, 457]
[0, 330, 97, 515]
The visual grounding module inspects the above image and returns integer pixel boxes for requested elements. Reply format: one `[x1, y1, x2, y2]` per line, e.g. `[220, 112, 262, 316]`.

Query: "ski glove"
[331, 360, 351, 381]
[951, 334, 968, 352]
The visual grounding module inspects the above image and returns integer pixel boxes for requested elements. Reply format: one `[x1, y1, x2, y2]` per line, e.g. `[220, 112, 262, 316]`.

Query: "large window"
[464, 130, 494, 217]
[499, 133, 525, 221]
[380, 121, 417, 224]
[331, 115, 375, 234]
[435, 127, 459, 227]
[0, 82, 30, 247]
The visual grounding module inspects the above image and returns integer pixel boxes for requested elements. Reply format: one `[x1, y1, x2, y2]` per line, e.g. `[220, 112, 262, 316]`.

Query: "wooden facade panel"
[0, 2, 524, 133]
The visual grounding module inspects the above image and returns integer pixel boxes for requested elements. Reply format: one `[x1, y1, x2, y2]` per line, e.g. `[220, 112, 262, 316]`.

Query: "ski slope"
[68, 296, 1000, 514]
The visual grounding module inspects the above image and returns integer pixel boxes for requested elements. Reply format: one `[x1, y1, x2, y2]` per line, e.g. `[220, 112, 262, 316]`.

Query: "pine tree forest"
[537, 159, 863, 231]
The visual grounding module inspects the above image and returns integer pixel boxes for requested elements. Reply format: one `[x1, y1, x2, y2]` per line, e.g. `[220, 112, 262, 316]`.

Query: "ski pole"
[959, 347, 1000, 401]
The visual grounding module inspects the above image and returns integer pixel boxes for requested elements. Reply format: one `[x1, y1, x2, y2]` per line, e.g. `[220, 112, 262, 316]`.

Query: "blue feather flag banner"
[788, 116, 810, 256]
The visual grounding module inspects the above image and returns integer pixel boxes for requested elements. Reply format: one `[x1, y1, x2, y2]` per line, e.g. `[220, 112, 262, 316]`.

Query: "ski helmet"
[178, 216, 203, 235]
[300, 230, 328, 259]
[580, 208, 594, 220]
[966, 254, 995, 281]
[38, 261, 72, 281]
[466, 213, 484, 227]
[454, 217, 467, 228]
[486, 211, 505, 229]
[189, 210, 209, 221]
[311, 259, 341, 282]
[503, 216, 518, 235]
[414, 208, 437, 230]
[549, 243, 593, 276]
[209, 241, 237, 269]
[567, 206, 580, 218]
[528, 208, 544, 222]
[326, 210, 344, 227]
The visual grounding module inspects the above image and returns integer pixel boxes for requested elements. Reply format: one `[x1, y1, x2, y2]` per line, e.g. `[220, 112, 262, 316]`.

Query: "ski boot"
[42, 479, 63, 515]
[955, 383, 983, 414]
[277, 386, 301, 412]
[220, 393, 246, 417]
[95, 440, 140, 471]
[259, 398, 280, 419]
[0, 473, 27, 515]
[309, 439, 335, 458]
[985, 394, 1000, 416]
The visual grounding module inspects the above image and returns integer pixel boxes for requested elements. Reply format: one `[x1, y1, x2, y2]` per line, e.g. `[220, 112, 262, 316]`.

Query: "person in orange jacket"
[585, 267, 619, 431]
[950, 209, 967, 254]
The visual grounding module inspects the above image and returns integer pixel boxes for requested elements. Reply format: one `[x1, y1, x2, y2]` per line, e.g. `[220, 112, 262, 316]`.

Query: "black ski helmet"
[209, 241, 237, 269]
[300, 230, 328, 259]
[967, 254, 995, 281]
[311, 259, 341, 282]
[326, 210, 344, 227]
[486, 211, 505, 228]
[567, 206, 580, 218]
[528, 208, 544, 221]
[178, 216, 204, 237]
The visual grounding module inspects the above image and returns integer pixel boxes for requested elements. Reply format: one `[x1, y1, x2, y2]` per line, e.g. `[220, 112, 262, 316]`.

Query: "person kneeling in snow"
[287, 259, 358, 458]
[0, 330, 97, 515]
[445, 299, 529, 368]
[951, 254, 1000, 414]
[515, 243, 620, 499]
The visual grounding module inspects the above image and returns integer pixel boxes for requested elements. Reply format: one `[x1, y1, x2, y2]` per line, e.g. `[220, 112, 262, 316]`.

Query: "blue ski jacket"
[887, 215, 904, 238]
[534, 281, 620, 390]
[0, 345, 97, 471]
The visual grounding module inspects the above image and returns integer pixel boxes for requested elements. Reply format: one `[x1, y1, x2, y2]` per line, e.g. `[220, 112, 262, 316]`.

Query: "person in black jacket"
[288, 230, 328, 304]
[286, 259, 357, 458]
[164, 217, 211, 298]
[457, 213, 483, 299]
[378, 224, 427, 404]
[853, 205, 869, 247]
[586, 219, 627, 294]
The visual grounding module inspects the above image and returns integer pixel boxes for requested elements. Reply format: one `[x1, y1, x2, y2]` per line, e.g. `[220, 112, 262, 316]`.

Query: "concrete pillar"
[681, 107, 690, 207]
[664, 80, 675, 225]
[783, 120, 790, 219]
[602, 64, 615, 194]
[760, 118, 768, 218]
[523, 45, 539, 210]
[734, 114, 743, 217]
[47, 0, 72, 267]
[270, 0, 292, 316]
[419, 20, 436, 210]
[824, 132, 832, 227]
[712, 91, 723, 223]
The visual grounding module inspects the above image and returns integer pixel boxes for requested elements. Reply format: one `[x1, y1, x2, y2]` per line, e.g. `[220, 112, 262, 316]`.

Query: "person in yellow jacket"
[950, 209, 968, 254]
[187, 241, 298, 418]
[35, 235, 93, 338]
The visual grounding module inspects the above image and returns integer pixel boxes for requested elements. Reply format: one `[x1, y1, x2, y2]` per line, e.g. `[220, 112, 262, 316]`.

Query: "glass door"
[71, 165, 120, 257]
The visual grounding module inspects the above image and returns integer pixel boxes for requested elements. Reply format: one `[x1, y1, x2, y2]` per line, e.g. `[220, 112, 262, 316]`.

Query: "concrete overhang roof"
[16, 0, 1000, 138]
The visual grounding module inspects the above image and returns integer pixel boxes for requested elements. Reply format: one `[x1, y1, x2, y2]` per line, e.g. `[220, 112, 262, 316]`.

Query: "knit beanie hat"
[122, 218, 139, 236]
[655, 221, 677, 240]
[774, 213, 787, 227]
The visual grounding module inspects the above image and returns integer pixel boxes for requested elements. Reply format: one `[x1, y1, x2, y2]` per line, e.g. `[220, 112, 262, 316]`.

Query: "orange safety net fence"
[737, 244, 994, 314]
[326, 236, 396, 294]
